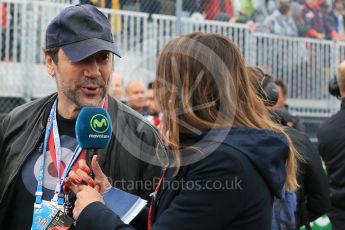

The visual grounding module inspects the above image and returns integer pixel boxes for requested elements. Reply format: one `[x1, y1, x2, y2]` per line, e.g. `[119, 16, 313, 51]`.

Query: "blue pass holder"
[31, 200, 59, 230]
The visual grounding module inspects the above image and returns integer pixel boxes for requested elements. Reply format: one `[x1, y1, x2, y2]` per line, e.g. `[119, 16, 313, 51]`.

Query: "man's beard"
[61, 78, 109, 109]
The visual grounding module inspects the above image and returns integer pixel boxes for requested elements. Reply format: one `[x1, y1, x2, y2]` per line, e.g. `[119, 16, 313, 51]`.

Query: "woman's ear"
[45, 53, 56, 77]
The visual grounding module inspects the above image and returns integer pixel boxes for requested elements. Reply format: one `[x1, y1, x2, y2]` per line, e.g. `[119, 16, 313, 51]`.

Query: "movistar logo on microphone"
[76, 108, 112, 149]
[90, 114, 110, 134]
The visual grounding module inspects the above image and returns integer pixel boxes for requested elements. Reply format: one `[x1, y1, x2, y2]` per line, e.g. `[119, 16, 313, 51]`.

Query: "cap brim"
[62, 38, 121, 62]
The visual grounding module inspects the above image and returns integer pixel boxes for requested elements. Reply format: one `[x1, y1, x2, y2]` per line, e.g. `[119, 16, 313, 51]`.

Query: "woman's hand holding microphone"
[64, 155, 112, 220]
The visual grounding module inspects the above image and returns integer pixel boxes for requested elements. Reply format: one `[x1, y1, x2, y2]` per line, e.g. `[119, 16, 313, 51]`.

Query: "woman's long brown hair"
[155, 32, 298, 191]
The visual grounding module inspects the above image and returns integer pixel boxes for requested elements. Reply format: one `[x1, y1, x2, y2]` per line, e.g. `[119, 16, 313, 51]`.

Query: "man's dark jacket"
[0, 94, 164, 225]
[317, 99, 345, 212]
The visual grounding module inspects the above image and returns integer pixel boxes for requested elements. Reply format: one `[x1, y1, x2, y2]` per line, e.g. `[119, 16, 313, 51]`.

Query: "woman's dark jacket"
[76, 128, 290, 230]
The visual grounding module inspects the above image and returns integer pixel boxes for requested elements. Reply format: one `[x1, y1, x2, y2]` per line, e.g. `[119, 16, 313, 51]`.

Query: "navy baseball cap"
[45, 4, 121, 62]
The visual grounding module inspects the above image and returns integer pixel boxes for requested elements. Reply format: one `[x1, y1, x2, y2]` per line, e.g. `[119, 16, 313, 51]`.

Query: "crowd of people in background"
[77, 0, 345, 41]
[2, 0, 345, 62]
[108, 73, 162, 127]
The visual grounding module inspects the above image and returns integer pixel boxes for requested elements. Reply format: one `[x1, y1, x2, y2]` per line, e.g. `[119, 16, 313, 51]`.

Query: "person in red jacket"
[204, 0, 233, 20]
[302, 0, 337, 40]
[1, 3, 6, 28]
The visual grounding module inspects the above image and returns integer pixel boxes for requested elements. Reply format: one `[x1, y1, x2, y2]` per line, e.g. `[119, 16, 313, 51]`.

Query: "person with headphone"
[247, 66, 330, 230]
[251, 71, 304, 132]
[318, 61, 345, 229]
[273, 80, 305, 131]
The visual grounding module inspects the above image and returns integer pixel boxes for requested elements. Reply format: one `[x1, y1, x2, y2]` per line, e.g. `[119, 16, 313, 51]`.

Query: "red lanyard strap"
[147, 169, 166, 230]
[48, 131, 65, 178]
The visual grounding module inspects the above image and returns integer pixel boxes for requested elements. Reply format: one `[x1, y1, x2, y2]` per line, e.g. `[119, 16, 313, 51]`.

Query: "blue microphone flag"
[75, 107, 112, 149]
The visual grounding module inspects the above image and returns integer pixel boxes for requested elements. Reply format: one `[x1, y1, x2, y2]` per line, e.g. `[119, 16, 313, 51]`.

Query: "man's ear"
[282, 94, 288, 103]
[45, 53, 56, 77]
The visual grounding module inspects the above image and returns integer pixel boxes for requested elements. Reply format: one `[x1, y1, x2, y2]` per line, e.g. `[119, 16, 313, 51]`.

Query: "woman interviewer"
[66, 32, 298, 230]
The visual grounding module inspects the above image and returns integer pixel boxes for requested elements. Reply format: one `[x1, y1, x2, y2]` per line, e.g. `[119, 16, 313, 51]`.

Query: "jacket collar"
[41, 94, 58, 126]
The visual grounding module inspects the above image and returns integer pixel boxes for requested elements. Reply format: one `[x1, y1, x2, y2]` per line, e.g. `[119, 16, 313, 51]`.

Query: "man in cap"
[0, 4, 163, 229]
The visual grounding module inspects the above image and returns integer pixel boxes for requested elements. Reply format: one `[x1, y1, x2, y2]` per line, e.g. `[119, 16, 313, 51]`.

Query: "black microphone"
[75, 107, 112, 176]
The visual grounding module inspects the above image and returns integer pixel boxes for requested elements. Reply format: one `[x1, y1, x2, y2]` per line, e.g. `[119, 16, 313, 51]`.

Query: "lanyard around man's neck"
[34, 97, 109, 209]
[34, 99, 82, 208]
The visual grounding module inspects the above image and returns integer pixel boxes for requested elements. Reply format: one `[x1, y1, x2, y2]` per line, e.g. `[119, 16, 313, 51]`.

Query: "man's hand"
[65, 155, 111, 194]
[73, 185, 105, 220]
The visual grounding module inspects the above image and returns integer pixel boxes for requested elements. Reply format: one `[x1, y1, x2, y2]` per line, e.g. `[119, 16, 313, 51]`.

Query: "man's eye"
[99, 53, 110, 60]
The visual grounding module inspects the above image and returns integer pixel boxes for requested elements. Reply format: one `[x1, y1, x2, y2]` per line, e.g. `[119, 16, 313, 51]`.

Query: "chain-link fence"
[0, 0, 344, 121]
[0, 96, 26, 120]
[78, 0, 201, 17]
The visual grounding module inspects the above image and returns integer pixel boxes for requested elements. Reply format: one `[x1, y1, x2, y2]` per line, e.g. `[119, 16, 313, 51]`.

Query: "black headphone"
[256, 67, 279, 107]
[329, 76, 340, 98]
